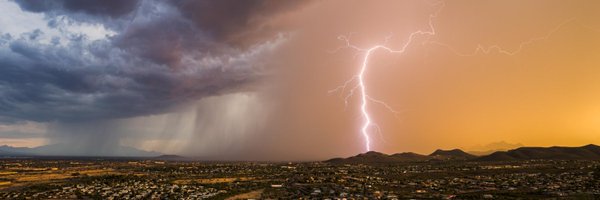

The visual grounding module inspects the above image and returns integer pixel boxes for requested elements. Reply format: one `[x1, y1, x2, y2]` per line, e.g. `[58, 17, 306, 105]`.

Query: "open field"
[225, 189, 264, 200]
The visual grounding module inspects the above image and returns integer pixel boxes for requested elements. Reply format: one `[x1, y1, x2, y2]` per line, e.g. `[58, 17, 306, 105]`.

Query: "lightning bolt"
[330, 1, 599, 152]
[427, 18, 576, 56]
[329, 2, 444, 152]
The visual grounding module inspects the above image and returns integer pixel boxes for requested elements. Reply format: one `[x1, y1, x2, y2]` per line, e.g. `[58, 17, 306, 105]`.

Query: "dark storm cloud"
[14, 0, 139, 18]
[0, 34, 253, 122]
[0, 131, 42, 139]
[0, 0, 306, 123]
[171, 0, 306, 44]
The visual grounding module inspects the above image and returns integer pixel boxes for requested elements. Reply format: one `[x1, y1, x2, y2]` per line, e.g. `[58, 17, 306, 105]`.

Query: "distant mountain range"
[477, 144, 600, 161]
[326, 144, 600, 163]
[3, 144, 600, 161]
[466, 141, 524, 156]
[430, 149, 477, 160]
[0, 144, 161, 157]
[327, 149, 476, 164]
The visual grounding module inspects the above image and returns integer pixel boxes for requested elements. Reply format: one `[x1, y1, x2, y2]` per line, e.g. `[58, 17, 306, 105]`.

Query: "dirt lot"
[225, 189, 264, 200]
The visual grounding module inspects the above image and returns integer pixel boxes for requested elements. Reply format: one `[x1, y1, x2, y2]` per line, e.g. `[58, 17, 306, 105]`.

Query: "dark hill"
[338, 151, 397, 163]
[429, 149, 476, 160]
[326, 151, 431, 164]
[390, 152, 430, 161]
[477, 144, 600, 161]
[325, 151, 429, 164]
[326, 145, 600, 164]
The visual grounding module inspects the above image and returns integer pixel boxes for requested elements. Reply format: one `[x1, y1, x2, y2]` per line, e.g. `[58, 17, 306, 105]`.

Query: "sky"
[1, 0, 600, 160]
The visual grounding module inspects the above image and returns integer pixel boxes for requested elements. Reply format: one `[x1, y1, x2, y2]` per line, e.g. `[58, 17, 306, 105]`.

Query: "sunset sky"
[1, 0, 600, 160]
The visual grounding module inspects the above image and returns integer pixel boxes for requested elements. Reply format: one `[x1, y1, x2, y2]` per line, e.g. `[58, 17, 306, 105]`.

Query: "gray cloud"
[0, 0, 303, 123]
[0, 131, 43, 139]
[14, 0, 140, 18]
[171, 0, 306, 44]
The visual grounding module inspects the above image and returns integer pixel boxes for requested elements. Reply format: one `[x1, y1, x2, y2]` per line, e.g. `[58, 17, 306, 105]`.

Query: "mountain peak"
[359, 151, 387, 156]
[326, 151, 430, 164]
[429, 149, 476, 160]
[430, 148, 468, 155]
[477, 144, 600, 161]
[326, 144, 600, 164]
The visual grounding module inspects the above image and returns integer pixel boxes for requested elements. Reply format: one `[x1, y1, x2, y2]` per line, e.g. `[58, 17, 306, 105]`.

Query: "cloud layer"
[0, 0, 301, 123]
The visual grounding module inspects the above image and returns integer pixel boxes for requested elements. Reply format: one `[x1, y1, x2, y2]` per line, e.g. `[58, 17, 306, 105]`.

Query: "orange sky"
[253, 0, 600, 159]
